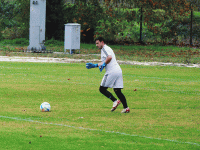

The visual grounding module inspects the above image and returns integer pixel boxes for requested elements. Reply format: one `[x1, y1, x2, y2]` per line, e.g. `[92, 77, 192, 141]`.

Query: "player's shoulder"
[101, 45, 113, 56]
[103, 44, 113, 51]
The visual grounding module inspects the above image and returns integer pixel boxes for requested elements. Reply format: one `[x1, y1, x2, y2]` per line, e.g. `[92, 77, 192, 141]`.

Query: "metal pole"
[140, 6, 143, 43]
[190, 5, 193, 46]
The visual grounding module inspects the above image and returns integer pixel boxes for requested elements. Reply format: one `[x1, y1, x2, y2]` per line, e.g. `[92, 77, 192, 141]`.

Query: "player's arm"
[98, 55, 112, 66]
[86, 55, 112, 70]
[99, 55, 112, 72]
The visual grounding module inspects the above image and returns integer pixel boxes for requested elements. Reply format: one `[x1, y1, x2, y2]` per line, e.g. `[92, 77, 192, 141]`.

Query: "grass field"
[0, 41, 200, 65]
[0, 61, 199, 150]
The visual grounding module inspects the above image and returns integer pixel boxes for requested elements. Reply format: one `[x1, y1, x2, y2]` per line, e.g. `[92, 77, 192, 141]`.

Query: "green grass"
[194, 11, 200, 17]
[0, 62, 199, 149]
[0, 39, 200, 64]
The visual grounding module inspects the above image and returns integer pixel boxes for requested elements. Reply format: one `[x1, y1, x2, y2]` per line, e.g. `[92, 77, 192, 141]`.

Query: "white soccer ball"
[40, 102, 51, 112]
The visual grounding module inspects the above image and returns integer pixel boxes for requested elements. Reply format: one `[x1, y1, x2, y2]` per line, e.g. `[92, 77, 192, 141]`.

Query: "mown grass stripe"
[1, 115, 199, 147]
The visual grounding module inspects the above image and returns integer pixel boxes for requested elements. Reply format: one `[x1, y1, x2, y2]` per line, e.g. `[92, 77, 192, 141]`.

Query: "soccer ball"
[40, 102, 51, 112]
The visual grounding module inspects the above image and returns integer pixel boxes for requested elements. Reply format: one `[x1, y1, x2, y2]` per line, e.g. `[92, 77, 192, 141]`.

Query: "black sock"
[99, 86, 117, 102]
[114, 88, 128, 108]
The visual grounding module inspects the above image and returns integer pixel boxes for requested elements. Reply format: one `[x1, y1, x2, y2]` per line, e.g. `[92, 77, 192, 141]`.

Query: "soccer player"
[86, 37, 130, 113]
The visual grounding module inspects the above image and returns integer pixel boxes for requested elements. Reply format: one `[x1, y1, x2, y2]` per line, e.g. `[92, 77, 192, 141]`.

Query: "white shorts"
[100, 71, 123, 88]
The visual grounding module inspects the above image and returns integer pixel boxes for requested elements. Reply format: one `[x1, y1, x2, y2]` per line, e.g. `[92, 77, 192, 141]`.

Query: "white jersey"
[101, 45, 122, 74]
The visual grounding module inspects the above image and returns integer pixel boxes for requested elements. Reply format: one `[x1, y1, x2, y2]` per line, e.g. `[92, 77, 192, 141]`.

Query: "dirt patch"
[0, 56, 199, 68]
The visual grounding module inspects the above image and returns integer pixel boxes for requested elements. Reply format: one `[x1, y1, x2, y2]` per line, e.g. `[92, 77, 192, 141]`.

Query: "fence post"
[190, 5, 193, 46]
[139, 6, 143, 44]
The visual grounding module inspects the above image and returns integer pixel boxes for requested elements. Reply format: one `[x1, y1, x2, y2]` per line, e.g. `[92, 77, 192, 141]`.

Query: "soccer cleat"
[111, 100, 121, 112]
[121, 107, 130, 113]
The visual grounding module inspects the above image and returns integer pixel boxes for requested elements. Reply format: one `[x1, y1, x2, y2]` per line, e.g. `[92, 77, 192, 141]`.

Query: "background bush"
[63, 1, 103, 43]
[0, 0, 199, 45]
[1, 25, 27, 40]
[1, 38, 29, 46]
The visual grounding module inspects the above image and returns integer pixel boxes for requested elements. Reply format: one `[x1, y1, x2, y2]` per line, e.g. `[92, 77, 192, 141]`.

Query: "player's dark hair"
[95, 37, 105, 43]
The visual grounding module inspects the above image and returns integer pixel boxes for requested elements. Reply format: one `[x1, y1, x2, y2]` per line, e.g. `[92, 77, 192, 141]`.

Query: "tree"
[68, 0, 200, 45]
[186, 0, 200, 45]
[0, 1, 17, 40]
[14, 0, 30, 39]
[0, 0, 29, 39]
[135, 0, 192, 43]
[46, 0, 66, 41]
[0, 1, 18, 29]
[91, 0, 193, 44]
[64, 0, 104, 43]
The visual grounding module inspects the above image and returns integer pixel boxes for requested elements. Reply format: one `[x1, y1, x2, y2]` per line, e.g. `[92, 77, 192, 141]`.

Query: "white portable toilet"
[64, 23, 81, 54]
[28, 0, 46, 52]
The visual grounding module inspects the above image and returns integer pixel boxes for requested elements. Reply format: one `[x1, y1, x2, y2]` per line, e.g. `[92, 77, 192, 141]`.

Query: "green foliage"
[0, 31, 3, 41]
[0, 0, 20, 40]
[0, 0, 30, 39]
[63, 1, 103, 43]
[1, 38, 29, 46]
[194, 11, 200, 18]
[95, 6, 155, 44]
[0, 1, 20, 29]
[96, 19, 137, 43]
[1, 0, 199, 45]
[12, 0, 30, 39]
[45, 38, 63, 46]
[1, 24, 27, 39]
[94, 3, 138, 43]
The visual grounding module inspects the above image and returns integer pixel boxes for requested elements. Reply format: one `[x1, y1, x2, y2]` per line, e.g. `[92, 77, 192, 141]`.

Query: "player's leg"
[99, 86, 117, 102]
[114, 88, 128, 108]
[100, 73, 121, 111]
[114, 89, 130, 113]
[113, 72, 130, 113]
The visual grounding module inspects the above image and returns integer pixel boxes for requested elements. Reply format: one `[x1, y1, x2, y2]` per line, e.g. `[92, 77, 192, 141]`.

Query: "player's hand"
[99, 62, 107, 72]
[86, 63, 98, 69]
